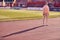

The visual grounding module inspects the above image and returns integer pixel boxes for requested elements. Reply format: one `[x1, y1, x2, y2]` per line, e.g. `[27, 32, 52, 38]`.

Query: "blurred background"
[0, 0, 60, 11]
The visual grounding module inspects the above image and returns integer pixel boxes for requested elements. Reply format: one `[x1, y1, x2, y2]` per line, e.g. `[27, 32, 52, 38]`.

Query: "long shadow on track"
[1, 25, 44, 38]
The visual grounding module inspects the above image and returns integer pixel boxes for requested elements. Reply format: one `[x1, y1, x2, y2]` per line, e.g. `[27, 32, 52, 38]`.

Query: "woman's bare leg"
[43, 15, 49, 26]
[45, 15, 49, 26]
[43, 15, 45, 25]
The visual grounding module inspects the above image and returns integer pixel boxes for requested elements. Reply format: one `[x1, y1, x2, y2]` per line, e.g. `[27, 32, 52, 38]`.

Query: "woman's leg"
[45, 14, 49, 26]
[43, 14, 49, 26]
[43, 15, 45, 25]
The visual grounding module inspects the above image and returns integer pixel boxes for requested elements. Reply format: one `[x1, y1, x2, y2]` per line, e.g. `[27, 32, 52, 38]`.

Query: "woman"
[43, 2, 49, 26]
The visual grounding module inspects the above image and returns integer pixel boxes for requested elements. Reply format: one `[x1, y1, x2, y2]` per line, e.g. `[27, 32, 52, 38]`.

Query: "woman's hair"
[45, 1, 48, 5]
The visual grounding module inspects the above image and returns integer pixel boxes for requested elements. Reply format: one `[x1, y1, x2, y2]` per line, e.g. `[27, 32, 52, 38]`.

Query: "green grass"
[0, 9, 60, 21]
[49, 11, 60, 18]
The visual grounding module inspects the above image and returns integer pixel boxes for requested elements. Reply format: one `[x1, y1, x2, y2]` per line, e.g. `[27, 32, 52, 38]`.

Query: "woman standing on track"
[43, 2, 49, 26]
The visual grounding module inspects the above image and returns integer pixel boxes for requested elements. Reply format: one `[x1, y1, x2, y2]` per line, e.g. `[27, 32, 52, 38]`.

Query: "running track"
[0, 18, 60, 40]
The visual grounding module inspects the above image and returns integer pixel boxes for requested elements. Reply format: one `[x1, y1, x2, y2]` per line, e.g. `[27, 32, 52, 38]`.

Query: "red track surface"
[0, 18, 60, 40]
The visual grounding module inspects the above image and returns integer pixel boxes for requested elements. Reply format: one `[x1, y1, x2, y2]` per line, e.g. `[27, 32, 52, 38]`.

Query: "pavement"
[0, 17, 60, 40]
